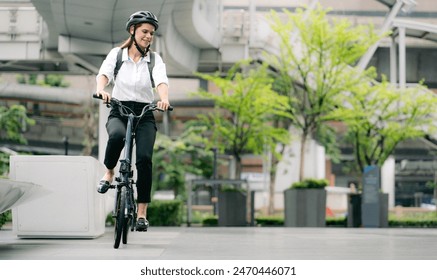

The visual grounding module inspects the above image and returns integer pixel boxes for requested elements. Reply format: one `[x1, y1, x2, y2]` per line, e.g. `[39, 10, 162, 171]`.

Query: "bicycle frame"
[113, 112, 136, 231]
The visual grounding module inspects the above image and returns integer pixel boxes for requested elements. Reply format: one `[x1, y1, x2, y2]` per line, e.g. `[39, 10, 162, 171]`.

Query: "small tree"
[0, 104, 33, 226]
[193, 60, 290, 179]
[340, 76, 437, 177]
[266, 5, 383, 181]
[0, 105, 35, 145]
[152, 126, 214, 199]
[0, 104, 35, 177]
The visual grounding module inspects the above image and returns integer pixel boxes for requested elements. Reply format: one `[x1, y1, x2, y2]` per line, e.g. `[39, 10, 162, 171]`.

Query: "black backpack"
[113, 48, 156, 88]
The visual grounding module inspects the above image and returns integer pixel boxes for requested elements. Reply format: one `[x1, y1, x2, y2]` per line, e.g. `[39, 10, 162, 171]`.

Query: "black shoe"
[97, 180, 111, 194]
[136, 218, 149, 232]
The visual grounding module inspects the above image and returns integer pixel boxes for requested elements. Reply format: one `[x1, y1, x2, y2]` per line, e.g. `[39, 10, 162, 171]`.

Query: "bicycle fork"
[113, 113, 137, 227]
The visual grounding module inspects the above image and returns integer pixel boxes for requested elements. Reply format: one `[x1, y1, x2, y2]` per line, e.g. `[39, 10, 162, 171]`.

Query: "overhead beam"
[61, 53, 100, 74]
[58, 35, 113, 55]
[357, 0, 408, 69]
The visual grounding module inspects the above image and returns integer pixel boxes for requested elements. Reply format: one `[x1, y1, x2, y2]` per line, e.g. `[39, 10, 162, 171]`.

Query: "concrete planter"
[347, 193, 389, 228]
[218, 191, 247, 226]
[284, 188, 327, 227]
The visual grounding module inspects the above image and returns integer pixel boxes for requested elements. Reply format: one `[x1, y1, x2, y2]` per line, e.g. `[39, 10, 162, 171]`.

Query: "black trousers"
[104, 101, 157, 203]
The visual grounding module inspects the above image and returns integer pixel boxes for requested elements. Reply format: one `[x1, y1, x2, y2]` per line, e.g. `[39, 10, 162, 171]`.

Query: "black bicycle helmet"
[126, 11, 159, 31]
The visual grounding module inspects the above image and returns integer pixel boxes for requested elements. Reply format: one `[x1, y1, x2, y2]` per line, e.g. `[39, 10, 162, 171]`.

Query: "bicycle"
[93, 94, 172, 249]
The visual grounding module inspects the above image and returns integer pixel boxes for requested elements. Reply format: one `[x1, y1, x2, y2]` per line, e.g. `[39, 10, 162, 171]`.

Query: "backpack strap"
[113, 48, 155, 89]
[113, 48, 123, 81]
[148, 51, 155, 88]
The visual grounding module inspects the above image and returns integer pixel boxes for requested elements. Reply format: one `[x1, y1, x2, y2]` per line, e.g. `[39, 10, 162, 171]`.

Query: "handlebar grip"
[156, 105, 174, 112]
[160, 106, 174, 112]
[93, 93, 103, 99]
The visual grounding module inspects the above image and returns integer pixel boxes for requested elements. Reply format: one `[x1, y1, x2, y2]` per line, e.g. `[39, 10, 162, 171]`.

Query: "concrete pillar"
[398, 26, 407, 89]
[390, 35, 397, 84]
[381, 156, 396, 208]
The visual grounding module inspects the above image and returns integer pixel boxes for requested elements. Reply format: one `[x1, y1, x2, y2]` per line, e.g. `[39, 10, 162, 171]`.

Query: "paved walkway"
[1, 224, 437, 260]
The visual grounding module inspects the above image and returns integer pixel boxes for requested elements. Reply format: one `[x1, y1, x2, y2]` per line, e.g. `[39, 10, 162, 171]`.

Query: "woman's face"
[131, 23, 155, 49]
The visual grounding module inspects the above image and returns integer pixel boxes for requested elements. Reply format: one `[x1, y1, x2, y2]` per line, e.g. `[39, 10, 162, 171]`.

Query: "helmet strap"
[131, 28, 147, 57]
[132, 37, 146, 57]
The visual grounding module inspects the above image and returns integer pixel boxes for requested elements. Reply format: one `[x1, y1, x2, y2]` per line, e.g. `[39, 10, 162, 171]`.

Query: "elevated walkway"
[2, 0, 437, 79]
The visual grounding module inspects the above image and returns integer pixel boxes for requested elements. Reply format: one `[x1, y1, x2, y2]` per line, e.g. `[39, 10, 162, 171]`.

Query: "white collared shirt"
[96, 47, 169, 103]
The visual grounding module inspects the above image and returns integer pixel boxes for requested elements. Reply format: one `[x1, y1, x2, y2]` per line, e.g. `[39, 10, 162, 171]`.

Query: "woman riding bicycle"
[94, 10, 170, 232]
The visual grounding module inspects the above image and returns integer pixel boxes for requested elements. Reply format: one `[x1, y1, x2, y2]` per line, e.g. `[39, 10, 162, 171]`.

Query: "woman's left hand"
[157, 100, 170, 111]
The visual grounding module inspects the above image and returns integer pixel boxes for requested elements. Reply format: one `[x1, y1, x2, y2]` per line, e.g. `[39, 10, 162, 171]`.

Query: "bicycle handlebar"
[92, 94, 173, 118]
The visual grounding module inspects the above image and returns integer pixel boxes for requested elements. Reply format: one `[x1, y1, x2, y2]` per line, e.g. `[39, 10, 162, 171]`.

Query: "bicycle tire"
[114, 186, 126, 249]
[122, 215, 130, 244]
[130, 189, 137, 232]
[131, 211, 137, 232]
[123, 186, 137, 243]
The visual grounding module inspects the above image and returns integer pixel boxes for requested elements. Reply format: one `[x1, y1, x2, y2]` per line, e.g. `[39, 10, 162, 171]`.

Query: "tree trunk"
[268, 167, 276, 215]
[299, 134, 308, 182]
[235, 155, 242, 179]
[268, 149, 283, 215]
[82, 106, 98, 156]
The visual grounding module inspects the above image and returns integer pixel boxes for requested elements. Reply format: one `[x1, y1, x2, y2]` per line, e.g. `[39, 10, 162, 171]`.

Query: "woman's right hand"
[95, 89, 111, 103]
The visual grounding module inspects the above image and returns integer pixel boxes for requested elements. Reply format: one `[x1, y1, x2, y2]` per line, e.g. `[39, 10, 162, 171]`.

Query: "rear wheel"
[131, 212, 137, 231]
[113, 186, 126, 249]
[130, 189, 137, 232]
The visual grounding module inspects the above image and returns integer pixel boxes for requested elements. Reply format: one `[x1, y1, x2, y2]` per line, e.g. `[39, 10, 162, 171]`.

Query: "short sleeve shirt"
[96, 47, 169, 103]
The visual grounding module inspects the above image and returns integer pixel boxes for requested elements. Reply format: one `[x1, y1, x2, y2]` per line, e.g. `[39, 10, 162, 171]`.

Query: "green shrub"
[0, 210, 12, 230]
[105, 212, 114, 226]
[186, 210, 214, 225]
[147, 200, 184, 226]
[255, 216, 284, 226]
[104, 200, 184, 227]
[291, 178, 329, 189]
[202, 215, 218, 226]
[255, 215, 347, 227]
[389, 212, 437, 228]
[220, 185, 245, 193]
[196, 209, 437, 228]
[326, 216, 347, 227]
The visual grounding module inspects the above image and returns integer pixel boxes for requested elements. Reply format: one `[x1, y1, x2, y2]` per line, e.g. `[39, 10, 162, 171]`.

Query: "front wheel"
[122, 216, 130, 244]
[113, 186, 126, 249]
[123, 187, 136, 244]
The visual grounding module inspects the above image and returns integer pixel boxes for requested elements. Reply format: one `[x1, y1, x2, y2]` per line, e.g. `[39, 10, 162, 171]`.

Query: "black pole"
[63, 136, 69, 155]
[212, 147, 218, 215]
[212, 147, 218, 180]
